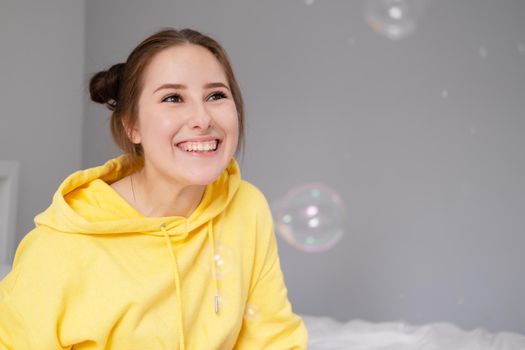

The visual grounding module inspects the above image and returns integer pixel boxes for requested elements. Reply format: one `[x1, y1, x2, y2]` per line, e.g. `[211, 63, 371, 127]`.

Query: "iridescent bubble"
[244, 303, 261, 321]
[478, 45, 488, 58]
[273, 183, 346, 253]
[518, 43, 525, 56]
[201, 242, 234, 280]
[364, 0, 430, 40]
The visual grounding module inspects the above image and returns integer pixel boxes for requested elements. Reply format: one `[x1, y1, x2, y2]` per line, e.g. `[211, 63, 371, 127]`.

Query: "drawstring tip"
[214, 295, 220, 315]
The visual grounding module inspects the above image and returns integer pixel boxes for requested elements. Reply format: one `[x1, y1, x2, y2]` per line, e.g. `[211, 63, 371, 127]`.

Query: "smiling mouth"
[176, 139, 220, 152]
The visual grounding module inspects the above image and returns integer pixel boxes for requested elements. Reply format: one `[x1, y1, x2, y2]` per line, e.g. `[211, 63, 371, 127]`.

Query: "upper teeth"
[178, 140, 218, 152]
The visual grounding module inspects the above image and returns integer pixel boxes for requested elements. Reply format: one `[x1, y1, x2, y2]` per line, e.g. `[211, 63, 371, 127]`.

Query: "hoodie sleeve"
[0, 231, 72, 350]
[0, 285, 32, 350]
[234, 197, 308, 350]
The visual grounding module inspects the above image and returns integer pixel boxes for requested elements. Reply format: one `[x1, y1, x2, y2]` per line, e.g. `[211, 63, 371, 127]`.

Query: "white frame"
[0, 161, 19, 265]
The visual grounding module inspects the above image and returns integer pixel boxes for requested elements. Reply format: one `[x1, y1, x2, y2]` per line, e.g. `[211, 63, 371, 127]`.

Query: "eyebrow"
[153, 82, 229, 93]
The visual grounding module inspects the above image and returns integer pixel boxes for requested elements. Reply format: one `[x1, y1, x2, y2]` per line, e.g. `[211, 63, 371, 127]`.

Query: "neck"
[130, 167, 206, 218]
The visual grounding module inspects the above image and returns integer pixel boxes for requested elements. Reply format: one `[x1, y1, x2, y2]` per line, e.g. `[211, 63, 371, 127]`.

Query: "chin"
[187, 168, 225, 186]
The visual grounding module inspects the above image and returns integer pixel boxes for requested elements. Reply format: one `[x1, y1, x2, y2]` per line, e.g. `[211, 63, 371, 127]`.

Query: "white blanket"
[303, 315, 525, 350]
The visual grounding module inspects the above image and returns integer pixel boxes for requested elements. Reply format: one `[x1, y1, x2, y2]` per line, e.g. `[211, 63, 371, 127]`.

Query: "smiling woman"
[0, 28, 308, 350]
[107, 43, 240, 218]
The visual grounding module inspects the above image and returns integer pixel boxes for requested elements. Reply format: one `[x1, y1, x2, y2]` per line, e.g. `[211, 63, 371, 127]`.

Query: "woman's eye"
[208, 91, 228, 101]
[162, 91, 227, 103]
[163, 94, 182, 103]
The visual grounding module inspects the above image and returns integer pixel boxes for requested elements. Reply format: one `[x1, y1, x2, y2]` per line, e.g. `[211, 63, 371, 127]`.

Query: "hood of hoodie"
[35, 154, 241, 239]
[33, 154, 241, 350]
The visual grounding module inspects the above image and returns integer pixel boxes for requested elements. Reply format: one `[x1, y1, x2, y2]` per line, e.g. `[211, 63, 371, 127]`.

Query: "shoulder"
[234, 180, 272, 213]
[6, 228, 94, 291]
[15, 227, 91, 262]
[236, 180, 268, 204]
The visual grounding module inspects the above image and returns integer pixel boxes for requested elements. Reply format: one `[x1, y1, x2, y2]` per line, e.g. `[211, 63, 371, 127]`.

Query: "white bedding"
[302, 315, 525, 350]
[2, 268, 524, 350]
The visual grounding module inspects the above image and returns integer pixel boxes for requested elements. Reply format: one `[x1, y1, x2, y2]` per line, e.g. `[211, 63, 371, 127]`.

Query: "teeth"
[178, 140, 218, 152]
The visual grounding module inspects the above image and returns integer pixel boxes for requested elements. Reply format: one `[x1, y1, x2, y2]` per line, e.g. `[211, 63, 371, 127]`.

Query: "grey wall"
[84, 0, 525, 335]
[0, 0, 85, 259]
[2, 0, 520, 335]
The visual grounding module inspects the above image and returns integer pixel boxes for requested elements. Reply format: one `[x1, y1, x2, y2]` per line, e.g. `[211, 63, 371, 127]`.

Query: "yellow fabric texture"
[0, 155, 308, 349]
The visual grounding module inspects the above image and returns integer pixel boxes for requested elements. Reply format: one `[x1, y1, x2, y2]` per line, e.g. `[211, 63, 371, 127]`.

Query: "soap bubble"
[518, 43, 525, 55]
[273, 183, 346, 253]
[201, 241, 234, 280]
[244, 303, 261, 321]
[364, 0, 430, 40]
[478, 45, 488, 58]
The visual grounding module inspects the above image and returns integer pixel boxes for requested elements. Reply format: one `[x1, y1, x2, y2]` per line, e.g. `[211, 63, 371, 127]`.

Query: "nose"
[188, 102, 213, 130]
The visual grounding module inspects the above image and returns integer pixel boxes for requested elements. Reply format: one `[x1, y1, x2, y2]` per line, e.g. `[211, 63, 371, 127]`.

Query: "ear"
[122, 116, 141, 144]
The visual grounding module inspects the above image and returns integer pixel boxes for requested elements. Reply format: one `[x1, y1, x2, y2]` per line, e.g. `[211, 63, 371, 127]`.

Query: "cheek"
[231, 118, 240, 143]
[140, 113, 179, 139]
[216, 105, 239, 135]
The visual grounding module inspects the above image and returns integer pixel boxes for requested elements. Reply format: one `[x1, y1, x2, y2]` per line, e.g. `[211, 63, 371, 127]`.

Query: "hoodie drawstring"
[160, 220, 220, 349]
[207, 220, 220, 315]
[161, 223, 186, 350]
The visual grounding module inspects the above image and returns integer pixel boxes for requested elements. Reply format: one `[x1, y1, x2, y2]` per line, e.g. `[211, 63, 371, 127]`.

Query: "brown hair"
[89, 28, 245, 162]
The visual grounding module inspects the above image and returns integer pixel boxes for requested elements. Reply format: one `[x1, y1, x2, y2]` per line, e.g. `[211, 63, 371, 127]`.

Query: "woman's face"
[131, 44, 239, 186]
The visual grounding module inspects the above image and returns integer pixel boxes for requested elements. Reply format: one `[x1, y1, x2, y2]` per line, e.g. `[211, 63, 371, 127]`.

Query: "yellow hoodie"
[0, 155, 308, 349]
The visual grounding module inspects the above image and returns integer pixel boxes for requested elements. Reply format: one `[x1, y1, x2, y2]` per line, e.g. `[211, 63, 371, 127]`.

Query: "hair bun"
[89, 63, 125, 111]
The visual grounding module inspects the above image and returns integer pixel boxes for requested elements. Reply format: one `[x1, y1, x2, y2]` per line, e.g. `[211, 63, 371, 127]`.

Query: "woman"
[0, 28, 308, 349]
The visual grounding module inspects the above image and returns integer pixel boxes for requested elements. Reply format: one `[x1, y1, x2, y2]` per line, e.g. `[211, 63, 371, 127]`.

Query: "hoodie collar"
[34, 154, 241, 238]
